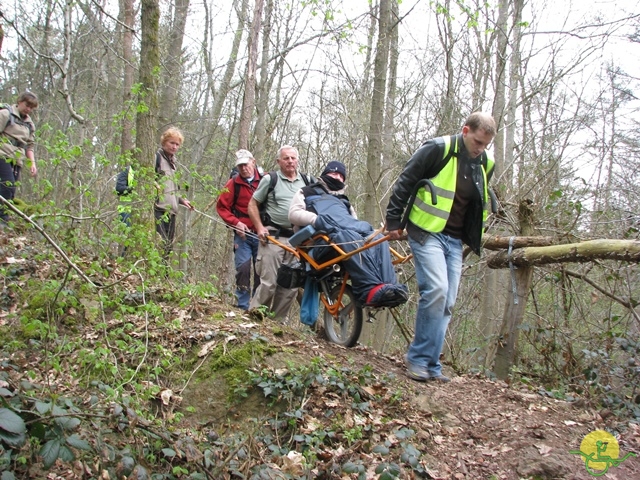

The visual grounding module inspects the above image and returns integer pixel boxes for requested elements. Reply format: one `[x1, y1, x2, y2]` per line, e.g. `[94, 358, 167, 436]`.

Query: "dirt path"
[315, 339, 640, 479]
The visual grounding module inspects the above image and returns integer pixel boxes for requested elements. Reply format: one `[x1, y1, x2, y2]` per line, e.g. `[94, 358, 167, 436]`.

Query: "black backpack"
[115, 166, 132, 196]
[115, 153, 160, 196]
[257, 171, 313, 226]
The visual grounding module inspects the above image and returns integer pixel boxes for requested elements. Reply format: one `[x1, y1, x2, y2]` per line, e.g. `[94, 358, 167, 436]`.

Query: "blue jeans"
[234, 232, 260, 310]
[407, 233, 463, 376]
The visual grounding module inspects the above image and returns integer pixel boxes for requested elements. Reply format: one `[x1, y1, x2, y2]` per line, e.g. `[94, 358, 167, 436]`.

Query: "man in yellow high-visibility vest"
[386, 112, 496, 383]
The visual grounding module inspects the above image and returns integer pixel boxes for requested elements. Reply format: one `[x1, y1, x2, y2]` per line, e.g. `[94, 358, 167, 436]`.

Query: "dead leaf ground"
[1, 231, 639, 479]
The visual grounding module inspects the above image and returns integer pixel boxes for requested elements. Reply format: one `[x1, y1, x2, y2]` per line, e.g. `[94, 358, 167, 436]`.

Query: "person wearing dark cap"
[289, 161, 408, 313]
[217, 149, 263, 310]
[289, 160, 354, 226]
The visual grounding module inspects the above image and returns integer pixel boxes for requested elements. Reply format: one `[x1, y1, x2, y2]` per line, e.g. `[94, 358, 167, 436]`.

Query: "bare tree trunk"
[361, 2, 377, 94]
[363, 0, 389, 227]
[480, 0, 511, 372]
[194, 0, 247, 160]
[159, 0, 190, 128]
[238, 0, 264, 149]
[492, 0, 508, 139]
[119, 0, 135, 153]
[254, 0, 272, 160]
[381, 0, 399, 209]
[494, 200, 535, 379]
[504, 0, 523, 189]
[435, 0, 457, 135]
[369, 0, 400, 352]
[136, 0, 160, 165]
[360, 0, 391, 348]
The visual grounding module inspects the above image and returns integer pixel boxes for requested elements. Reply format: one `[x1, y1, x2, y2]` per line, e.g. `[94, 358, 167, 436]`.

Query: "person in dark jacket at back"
[289, 161, 408, 308]
[216, 149, 262, 311]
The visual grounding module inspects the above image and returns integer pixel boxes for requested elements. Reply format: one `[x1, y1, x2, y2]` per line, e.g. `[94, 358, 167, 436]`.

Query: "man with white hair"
[247, 145, 310, 321]
[216, 149, 262, 310]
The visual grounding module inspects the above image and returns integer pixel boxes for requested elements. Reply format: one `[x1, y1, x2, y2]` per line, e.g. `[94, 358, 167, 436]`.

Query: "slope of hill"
[1, 230, 638, 479]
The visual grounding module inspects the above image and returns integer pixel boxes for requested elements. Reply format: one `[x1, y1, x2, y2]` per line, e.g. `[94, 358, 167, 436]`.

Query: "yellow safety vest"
[117, 167, 135, 214]
[408, 135, 494, 234]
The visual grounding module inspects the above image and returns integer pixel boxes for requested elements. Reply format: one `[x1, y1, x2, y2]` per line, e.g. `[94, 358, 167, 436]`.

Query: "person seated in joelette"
[289, 161, 408, 308]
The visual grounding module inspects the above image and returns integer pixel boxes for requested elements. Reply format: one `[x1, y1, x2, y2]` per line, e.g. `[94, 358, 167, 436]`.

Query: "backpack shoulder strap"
[269, 170, 278, 190]
[0, 104, 13, 131]
[265, 170, 278, 199]
[424, 135, 456, 178]
[444, 135, 456, 163]
[155, 151, 162, 173]
[301, 173, 314, 185]
[233, 181, 242, 207]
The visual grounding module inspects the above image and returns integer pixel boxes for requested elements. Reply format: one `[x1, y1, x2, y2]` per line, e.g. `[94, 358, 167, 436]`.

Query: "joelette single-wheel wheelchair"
[266, 179, 444, 347]
[268, 224, 411, 347]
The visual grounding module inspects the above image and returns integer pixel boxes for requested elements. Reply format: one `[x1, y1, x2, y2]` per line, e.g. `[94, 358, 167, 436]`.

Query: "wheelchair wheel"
[323, 284, 363, 347]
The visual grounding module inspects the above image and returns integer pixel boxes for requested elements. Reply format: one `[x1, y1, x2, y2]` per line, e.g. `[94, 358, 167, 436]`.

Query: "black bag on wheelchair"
[276, 262, 307, 289]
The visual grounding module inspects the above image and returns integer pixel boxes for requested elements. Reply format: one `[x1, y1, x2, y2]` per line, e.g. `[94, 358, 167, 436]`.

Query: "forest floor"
[1, 229, 640, 479]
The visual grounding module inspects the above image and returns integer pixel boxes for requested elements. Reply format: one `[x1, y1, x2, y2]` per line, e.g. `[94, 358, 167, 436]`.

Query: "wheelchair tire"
[323, 284, 363, 347]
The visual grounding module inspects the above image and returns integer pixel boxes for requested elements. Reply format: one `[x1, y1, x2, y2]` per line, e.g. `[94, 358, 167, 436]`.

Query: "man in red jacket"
[216, 150, 262, 310]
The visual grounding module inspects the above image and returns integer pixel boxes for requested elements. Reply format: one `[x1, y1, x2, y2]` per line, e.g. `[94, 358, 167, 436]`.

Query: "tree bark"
[254, 0, 272, 160]
[119, 0, 135, 153]
[488, 240, 640, 269]
[435, 0, 458, 135]
[493, 200, 535, 379]
[136, 0, 160, 168]
[363, 0, 390, 226]
[483, 235, 554, 250]
[480, 0, 510, 371]
[381, 0, 399, 207]
[238, 0, 264, 150]
[159, 0, 190, 128]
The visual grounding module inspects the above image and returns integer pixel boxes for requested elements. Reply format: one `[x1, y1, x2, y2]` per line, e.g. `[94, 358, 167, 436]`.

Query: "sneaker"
[404, 354, 430, 382]
[428, 374, 451, 383]
[404, 354, 451, 383]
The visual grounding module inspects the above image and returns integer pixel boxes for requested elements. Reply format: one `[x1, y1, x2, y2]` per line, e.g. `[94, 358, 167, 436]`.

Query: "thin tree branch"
[564, 268, 640, 323]
[4, 13, 85, 123]
[1, 195, 96, 288]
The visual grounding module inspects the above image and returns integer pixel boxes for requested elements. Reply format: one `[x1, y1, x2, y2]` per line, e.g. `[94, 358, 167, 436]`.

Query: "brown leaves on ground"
[1, 231, 639, 479]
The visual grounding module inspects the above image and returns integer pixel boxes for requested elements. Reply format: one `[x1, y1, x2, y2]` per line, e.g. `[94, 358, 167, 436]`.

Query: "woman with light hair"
[153, 127, 194, 260]
[0, 91, 38, 226]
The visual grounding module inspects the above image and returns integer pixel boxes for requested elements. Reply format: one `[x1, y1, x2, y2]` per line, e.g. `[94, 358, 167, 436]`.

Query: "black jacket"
[385, 134, 493, 255]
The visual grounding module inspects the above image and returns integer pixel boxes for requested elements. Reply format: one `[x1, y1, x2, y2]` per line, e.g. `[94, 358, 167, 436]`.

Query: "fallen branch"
[482, 234, 554, 250]
[487, 239, 640, 268]
[563, 268, 640, 323]
[1, 195, 97, 288]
